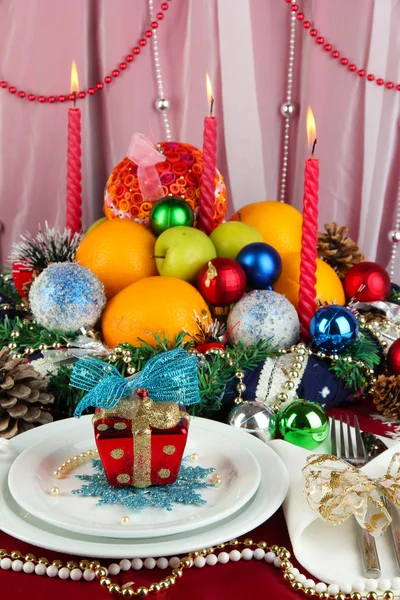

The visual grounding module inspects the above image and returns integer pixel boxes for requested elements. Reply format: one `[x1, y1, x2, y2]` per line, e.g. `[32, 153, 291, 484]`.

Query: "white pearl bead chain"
[388, 177, 400, 280]
[279, 0, 297, 203]
[3, 545, 400, 597]
[148, 0, 172, 141]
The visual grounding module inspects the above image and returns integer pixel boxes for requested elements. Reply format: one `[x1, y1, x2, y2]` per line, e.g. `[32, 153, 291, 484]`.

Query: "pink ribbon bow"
[127, 133, 166, 204]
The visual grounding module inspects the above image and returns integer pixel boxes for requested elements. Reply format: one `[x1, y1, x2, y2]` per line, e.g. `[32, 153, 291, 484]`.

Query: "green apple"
[210, 221, 263, 260]
[155, 226, 217, 283]
[87, 216, 107, 234]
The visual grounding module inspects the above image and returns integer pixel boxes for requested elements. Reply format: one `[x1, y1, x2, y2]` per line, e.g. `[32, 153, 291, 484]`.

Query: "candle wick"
[209, 96, 214, 117]
[311, 138, 317, 158]
[73, 91, 77, 108]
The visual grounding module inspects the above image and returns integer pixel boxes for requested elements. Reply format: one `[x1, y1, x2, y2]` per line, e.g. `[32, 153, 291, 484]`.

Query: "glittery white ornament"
[227, 290, 300, 349]
[29, 262, 106, 333]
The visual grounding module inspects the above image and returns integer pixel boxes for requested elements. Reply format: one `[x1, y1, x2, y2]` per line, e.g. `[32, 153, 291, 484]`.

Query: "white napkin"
[269, 437, 400, 586]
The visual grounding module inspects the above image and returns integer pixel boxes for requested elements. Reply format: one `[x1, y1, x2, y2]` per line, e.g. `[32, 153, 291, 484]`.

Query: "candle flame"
[306, 106, 317, 151]
[70, 60, 79, 94]
[206, 73, 214, 115]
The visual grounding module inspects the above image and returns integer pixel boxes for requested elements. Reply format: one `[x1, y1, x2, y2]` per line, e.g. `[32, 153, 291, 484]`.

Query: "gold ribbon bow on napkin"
[303, 453, 400, 536]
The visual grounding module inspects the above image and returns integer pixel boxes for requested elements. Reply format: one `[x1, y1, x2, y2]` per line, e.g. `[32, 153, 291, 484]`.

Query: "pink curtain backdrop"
[0, 0, 399, 278]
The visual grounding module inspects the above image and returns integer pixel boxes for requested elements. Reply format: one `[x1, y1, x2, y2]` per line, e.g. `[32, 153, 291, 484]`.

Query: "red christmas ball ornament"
[388, 339, 400, 375]
[197, 258, 246, 306]
[343, 261, 391, 302]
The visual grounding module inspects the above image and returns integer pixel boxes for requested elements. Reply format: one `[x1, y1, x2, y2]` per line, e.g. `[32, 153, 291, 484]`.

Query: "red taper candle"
[66, 61, 82, 234]
[198, 74, 217, 235]
[298, 108, 319, 342]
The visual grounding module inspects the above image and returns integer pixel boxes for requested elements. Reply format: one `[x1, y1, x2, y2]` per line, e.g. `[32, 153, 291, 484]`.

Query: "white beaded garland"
[393, 578, 400, 590]
[169, 556, 181, 569]
[194, 556, 206, 568]
[206, 554, 218, 566]
[264, 551, 276, 564]
[290, 567, 300, 576]
[304, 579, 315, 589]
[352, 579, 366, 593]
[58, 567, 70, 580]
[108, 563, 121, 575]
[156, 557, 169, 569]
[273, 557, 282, 568]
[131, 558, 143, 571]
[23, 562, 35, 574]
[119, 558, 131, 571]
[83, 569, 95, 582]
[253, 548, 265, 560]
[46, 565, 58, 578]
[327, 583, 340, 596]
[315, 582, 328, 593]
[34, 563, 46, 576]
[339, 583, 352, 594]
[143, 557, 156, 570]
[70, 568, 82, 581]
[217, 552, 229, 564]
[0, 558, 11, 570]
[380, 578, 392, 591]
[365, 579, 379, 592]
[11, 559, 23, 572]
[241, 548, 254, 561]
[295, 574, 307, 585]
[229, 550, 241, 562]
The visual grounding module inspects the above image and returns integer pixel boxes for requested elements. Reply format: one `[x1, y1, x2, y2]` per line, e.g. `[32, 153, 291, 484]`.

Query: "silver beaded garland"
[388, 178, 400, 279]
[148, 0, 172, 140]
[279, 0, 297, 203]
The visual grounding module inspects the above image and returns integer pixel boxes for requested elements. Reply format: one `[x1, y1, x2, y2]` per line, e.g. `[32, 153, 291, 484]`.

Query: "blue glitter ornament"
[310, 305, 358, 353]
[72, 458, 215, 511]
[227, 290, 300, 349]
[236, 242, 282, 289]
[29, 262, 106, 333]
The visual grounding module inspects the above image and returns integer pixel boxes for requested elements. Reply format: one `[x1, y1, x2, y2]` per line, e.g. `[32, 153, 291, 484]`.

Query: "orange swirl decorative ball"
[104, 142, 227, 229]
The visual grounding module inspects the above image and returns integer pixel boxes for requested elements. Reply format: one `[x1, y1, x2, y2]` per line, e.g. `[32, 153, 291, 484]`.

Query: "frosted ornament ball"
[227, 290, 300, 349]
[29, 262, 106, 333]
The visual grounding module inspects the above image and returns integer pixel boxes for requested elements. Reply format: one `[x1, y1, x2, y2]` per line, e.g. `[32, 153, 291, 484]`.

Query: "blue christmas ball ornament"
[236, 242, 282, 289]
[310, 305, 359, 353]
[29, 262, 106, 333]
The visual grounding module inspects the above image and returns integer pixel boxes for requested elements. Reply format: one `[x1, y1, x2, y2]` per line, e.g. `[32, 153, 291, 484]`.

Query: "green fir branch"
[0, 273, 21, 303]
[0, 315, 79, 352]
[338, 332, 381, 369]
[388, 287, 400, 306]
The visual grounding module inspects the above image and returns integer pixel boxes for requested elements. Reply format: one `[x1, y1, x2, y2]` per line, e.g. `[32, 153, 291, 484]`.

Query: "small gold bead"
[109, 584, 121, 595]
[100, 577, 112, 588]
[52, 559, 63, 568]
[334, 594, 346, 600]
[319, 593, 330, 600]
[270, 403, 281, 412]
[149, 583, 161, 593]
[127, 366, 136, 375]
[229, 539, 239, 546]
[172, 569, 183, 578]
[53, 470, 61, 478]
[279, 549, 291, 560]
[181, 558, 192, 569]
[382, 592, 394, 600]
[270, 545, 279, 554]
[191, 551, 200, 558]
[122, 589, 134, 599]
[87, 450, 96, 457]
[95, 567, 107, 578]
[11, 551, 22, 559]
[350, 593, 362, 600]
[137, 587, 149, 597]
[277, 392, 288, 402]
[38, 557, 49, 565]
[199, 549, 208, 557]
[0, 549, 8, 558]
[244, 538, 253, 546]
[280, 560, 292, 570]
[284, 380, 295, 391]
[80, 559, 90, 569]
[159, 581, 170, 590]
[108, 354, 116, 361]
[165, 576, 176, 586]
[25, 553, 36, 562]
[292, 581, 303, 590]
[89, 560, 101, 569]
[190, 453, 198, 462]
[283, 573, 295, 582]
[366, 593, 378, 600]
[293, 362, 303, 370]
[257, 541, 268, 549]
[120, 515, 130, 525]
[288, 370, 299, 379]
[305, 588, 315, 596]
[50, 486, 59, 496]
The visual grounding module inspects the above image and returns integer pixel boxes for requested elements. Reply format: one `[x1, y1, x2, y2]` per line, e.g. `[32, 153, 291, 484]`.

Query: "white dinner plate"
[8, 417, 261, 539]
[0, 416, 288, 558]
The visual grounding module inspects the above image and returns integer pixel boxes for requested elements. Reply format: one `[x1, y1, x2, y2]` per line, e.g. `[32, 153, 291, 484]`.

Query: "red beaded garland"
[285, 1, 398, 91]
[0, 1, 169, 103]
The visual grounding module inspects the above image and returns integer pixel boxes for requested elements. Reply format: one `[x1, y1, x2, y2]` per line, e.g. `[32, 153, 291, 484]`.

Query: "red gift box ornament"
[71, 348, 200, 488]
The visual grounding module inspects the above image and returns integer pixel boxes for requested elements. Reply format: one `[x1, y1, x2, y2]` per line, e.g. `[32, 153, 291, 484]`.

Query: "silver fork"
[331, 415, 381, 578]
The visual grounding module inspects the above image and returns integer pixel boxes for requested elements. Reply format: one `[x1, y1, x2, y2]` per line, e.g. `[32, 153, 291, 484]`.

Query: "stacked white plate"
[0, 416, 288, 558]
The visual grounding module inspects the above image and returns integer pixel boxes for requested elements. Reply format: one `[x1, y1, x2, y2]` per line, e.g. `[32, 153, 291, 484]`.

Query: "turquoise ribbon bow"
[71, 348, 200, 418]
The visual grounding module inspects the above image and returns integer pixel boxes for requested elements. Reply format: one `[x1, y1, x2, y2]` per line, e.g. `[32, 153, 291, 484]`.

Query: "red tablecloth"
[0, 401, 394, 599]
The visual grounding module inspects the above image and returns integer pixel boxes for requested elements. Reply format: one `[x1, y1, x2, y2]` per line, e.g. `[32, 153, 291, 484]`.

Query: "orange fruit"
[75, 219, 157, 299]
[102, 276, 211, 348]
[230, 201, 303, 255]
[274, 252, 345, 309]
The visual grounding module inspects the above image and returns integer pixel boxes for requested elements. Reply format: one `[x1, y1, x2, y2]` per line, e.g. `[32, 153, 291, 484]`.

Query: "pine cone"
[317, 222, 365, 279]
[0, 347, 54, 439]
[373, 373, 400, 419]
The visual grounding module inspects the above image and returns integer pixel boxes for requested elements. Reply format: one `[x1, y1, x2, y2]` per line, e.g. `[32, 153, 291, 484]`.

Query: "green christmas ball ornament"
[149, 196, 194, 236]
[278, 400, 329, 450]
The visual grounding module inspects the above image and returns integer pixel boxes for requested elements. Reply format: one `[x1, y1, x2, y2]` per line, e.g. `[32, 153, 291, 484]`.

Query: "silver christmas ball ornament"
[228, 401, 277, 443]
[388, 230, 400, 243]
[280, 102, 296, 118]
[155, 98, 171, 112]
